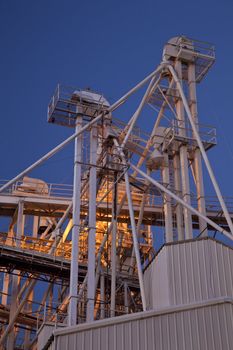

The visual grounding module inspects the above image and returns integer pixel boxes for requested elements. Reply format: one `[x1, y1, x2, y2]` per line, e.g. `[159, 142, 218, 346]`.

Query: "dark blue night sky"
[1, 0, 233, 198]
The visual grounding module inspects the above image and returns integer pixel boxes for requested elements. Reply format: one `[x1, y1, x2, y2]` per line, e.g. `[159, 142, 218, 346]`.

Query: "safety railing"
[170, 36, 215, 60]
[170, 118, 217, 145]
[1, 178, 233, 219]
[48, 84, 110, 127]
[0, 227, 154, 268]
[0, 179, 73, 199]
[0, 178, 163, 208]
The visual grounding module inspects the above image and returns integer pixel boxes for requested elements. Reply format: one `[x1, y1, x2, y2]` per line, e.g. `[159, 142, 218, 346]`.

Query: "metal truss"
[0, 36, 232, 349]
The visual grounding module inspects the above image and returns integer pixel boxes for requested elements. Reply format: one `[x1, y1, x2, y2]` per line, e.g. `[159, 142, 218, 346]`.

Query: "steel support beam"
[86, 124, 98, 322]
[130, 163, 233, 240]
[121, 73, 162, 149]
[124, 281, 129, 314]
[110, 173, 117, 317]
[173, 154, 184, 240]
[162, 154, 173, 242]
[124, 170, 147, 311]
[0, 279, 36, 347]
[100, 271, 105, 320]
[188, 62, 207, 235]
[167, 63, 233, 235]
[174, 61, 193, 239]
[7, 200, 24, 350]
[68, 116, 82, 326]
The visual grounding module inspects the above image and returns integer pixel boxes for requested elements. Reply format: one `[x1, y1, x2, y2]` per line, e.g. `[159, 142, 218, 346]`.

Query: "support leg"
[86, 125, 98, 322]
[68, 116, 82, 326]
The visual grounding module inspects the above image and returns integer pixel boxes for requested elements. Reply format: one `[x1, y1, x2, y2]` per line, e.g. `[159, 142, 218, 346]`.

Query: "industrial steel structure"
[0, 36, 233, 349]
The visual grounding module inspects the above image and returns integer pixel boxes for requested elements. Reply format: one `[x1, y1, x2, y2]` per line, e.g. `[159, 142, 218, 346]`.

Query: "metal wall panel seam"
[173, 312, 179, 350]
[97, 327, 100, 350]
[181, 244, 189, 303]
[114, 324, 116, 350]
[215, 304, 224, 350]
[177, 245, 184, 304]
[106, 325, 109, 350]
[187, 309, 194, 349]
[214, 242, 222, 296]
[180, 310, 186, 349]
[128, 318, 132, 350]
[221, 243, 229, 295]
[157, 317, 163, 349]
[81, 331, 84, 350]
[166, 315, 171, 350]
[223, 304, 230, 350]
[165, 247, 171, 306]
[202, 240, 209, 299]
[54, 302, 233, 350]
[137, 320, 140, 350]
[183, 241, 190, 302]
[169, 246, 176, 305]
[65, 334, 68, 350]
[166, 248, 171, 306]
[208, 305, 217, 350]
[73, 331, 76, 350]
[193, 308, 201, 350]
[218, 304, 227, 349]
[183, 243, 190, 303]
[195, 241, 203, 301]
[206, 240, 214, 298]
[121, 323, 125, 350]
[151, 314, 155, 349]
[220, 244, 228, 295]
[226, 304, 233, 347]
[223, 248, 232, 295]
[53, 298, 233, 338]
[143, 318, 148, 349]
[227, 249, 233, 292]
[199, 307, 208, 349]
[199, 240, 207, 300]
[161, 315, 167, 349]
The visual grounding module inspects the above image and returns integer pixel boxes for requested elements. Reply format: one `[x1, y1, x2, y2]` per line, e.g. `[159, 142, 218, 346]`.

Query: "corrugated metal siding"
[54, 299, 233, 350]
[144, 238, 233, 308]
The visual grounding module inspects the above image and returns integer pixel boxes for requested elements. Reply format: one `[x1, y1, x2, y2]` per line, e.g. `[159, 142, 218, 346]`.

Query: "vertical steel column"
[24, 216, 39, 347]
[110, 173, 117, 317]
[173, 154, 184, 240]
[7, 200, 24, 350]
[33, 216, 39, 237]
[86, 124, 98, 322]
[188, 62, 207, 235]
[124, 281, 129, 314]
[168, 63, 233, 235]
[129, 187, 147, 274]
[1, 272, 9, 305]
[113, 137, 147, 311]
[175, 61, 193, 239]
[161, 154, 173, 242]
[100, 271, 105, 319]
[124, 171, 147, 311]
[68, 116, 82, 326]
[2, 223, 15, 305]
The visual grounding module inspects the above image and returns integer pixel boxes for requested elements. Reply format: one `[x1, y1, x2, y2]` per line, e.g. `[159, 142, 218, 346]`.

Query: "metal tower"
[0, 36, 232, 349]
